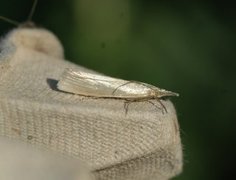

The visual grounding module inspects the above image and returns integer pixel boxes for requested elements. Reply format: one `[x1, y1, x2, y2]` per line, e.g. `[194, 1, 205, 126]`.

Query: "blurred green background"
[0, 0, 235, 179]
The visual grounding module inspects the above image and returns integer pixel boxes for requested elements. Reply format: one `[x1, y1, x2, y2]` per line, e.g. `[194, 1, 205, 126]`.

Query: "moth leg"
[123, 100, 134, 115]
[123, 99, 142, 115]
[146, 100, 162, 110]
[155, 98, 167, 114]
[144, 100, 167, 114]
[124, 98, 167, 115]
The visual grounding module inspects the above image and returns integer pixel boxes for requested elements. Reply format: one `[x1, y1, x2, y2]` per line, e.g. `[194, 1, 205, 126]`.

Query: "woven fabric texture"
[0, 27, 182, 180]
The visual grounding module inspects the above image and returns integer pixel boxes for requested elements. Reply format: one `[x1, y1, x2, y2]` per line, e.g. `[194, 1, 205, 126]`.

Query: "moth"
[57, 68, 179, 113]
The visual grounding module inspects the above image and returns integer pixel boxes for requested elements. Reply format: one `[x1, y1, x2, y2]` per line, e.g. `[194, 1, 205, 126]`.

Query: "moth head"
[155, 88, 179, 98]
[5, 27, 64, 59]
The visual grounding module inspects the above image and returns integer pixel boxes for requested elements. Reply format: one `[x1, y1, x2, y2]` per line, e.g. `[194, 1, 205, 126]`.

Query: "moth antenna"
[27, 0, 38, 22]
[112, 81, 134, 95]
[112, 81, 148, 95]
[0, 16, 20, 26]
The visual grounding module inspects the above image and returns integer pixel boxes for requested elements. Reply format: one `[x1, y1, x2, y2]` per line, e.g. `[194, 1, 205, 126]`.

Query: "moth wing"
[57, 69, 128, 97]
[57, 68, 179, 98]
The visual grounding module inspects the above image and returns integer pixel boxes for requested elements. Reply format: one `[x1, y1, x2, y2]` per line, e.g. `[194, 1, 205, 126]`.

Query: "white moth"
[57, 68, 178, 113]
